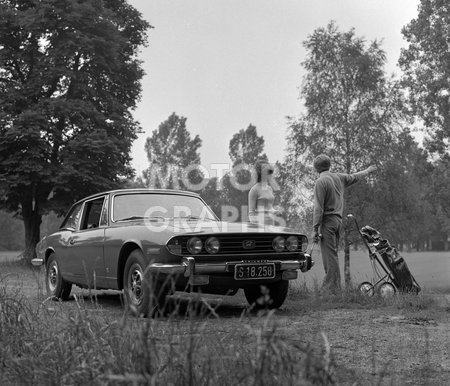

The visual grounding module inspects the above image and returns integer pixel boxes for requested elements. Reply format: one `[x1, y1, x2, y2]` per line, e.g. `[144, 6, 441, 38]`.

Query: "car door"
[55, 201, 84, 281]
[64, 196, 107, 288]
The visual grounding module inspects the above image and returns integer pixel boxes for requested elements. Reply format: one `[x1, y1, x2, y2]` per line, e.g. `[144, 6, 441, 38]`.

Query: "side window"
[80, 197, 105, 230]
[99, 196, 109, 227]
[60, 203, 83, 231]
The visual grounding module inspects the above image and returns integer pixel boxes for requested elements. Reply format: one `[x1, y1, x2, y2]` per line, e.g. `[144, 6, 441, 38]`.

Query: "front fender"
[32, 237, 48, 266]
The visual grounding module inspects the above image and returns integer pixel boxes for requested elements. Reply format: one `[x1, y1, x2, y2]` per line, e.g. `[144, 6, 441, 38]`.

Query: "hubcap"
[128, 264, 144, 305]
[48, 262, 58, 292]
[359, 283, 374, 296]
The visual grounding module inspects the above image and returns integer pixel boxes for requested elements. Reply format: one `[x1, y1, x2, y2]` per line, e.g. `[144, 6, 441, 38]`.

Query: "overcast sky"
[128, 0, 420, 176]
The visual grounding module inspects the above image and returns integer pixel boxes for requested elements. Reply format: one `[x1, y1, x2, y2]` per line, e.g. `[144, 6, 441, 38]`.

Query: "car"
[32, 189, 314, 316]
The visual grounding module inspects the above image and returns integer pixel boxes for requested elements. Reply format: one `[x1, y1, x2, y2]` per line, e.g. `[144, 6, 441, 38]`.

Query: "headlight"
[301, 236, 309, 252]
[286, 236, 299, 251]
[205, 237, 220, 254]
[187, 237, 203, 254]
[272, 236, 285, 252]
[167, 239, 182, 254]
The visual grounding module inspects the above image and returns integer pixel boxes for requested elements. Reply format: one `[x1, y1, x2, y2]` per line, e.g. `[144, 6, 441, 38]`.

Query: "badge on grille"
[242, 240, 255, 249]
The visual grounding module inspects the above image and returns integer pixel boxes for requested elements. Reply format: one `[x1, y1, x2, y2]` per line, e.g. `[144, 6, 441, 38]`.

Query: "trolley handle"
[347, 214, 372, 253]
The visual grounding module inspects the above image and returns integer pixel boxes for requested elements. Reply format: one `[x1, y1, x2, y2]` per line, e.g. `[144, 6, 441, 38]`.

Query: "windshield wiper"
[116, 215, 169, 222]
[172, 215, 216, 221]
[116, 216, 144, 222]
[147, 216, 167, 222]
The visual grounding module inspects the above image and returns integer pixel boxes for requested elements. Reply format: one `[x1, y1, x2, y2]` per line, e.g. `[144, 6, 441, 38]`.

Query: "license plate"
[234, 263, 276, 280]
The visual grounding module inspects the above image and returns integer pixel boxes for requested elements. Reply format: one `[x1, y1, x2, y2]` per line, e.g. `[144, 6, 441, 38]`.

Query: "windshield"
[112, 193, 217, 222]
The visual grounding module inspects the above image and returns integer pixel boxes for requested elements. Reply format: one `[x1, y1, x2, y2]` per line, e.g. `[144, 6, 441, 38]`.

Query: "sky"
[128, 0, 421, 177]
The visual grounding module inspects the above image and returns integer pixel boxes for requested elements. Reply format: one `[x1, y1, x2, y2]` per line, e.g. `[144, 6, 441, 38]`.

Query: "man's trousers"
[319, 215, 343, 293]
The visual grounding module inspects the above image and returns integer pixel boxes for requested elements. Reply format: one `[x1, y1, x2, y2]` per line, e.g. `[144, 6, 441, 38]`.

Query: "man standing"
[313, 154, 377, 293]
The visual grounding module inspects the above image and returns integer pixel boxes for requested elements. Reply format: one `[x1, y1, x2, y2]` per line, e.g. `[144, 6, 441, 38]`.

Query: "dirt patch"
[291, 308, 450, 385]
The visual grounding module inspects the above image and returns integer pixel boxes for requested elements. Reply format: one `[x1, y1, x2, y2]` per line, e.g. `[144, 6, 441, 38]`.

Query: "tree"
[284, 22, 405, 285]
[399, 0, 450, 250]
[0, 0, 150, 262]
[426, 157, 450, 250]
[198, 177, 222, 218]
[399, 0, 450, 155]
[144, 113, 203, 190]
[349, 129, 434, 250]
[277, 154, 314, 234]
[0, 209, 63, 252]
[221, 125, 268, 222]
[0, 210, 24, 250]
[228, 124, 267, 167]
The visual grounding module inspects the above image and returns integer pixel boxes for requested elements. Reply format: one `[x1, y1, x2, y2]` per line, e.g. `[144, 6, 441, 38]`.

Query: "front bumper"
[147, 254, 314, 284]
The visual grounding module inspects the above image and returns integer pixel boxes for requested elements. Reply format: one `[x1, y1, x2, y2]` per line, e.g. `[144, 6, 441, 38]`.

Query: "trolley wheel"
[358, 281, 374, 297]
[378, 282, 396, 298]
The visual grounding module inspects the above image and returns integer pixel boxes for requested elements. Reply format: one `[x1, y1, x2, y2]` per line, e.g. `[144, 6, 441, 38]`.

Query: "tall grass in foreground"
[1, 262, 445, 386]
[0, 274, 335, 386]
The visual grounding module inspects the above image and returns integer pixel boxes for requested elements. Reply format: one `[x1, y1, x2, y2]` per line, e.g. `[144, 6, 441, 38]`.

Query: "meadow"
[0, 250, 449, 385]
[302, 248, 450, 293]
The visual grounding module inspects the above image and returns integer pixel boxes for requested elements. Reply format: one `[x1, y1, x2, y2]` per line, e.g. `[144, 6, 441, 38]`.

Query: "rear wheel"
[46, 253, 72, 300]
[378, 282, 396, 298]
[244, 280, 289, 309]
[358, 281, 374, 297]
[123, 250, 170, 317]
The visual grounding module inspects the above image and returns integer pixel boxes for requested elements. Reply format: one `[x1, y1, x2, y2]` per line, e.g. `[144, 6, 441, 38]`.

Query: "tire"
[123, 249, 170, 317]
[358, 281, 374, 297]
[46, 253, 72, 300]
[244, 280, 289, 310]
[378, 282, 396, 298]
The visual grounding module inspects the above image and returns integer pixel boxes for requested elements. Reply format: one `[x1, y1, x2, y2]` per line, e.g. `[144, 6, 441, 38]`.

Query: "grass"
[0, 262, 337, 386]
[1, 256, 449, 385]
[300, 248, 450, 294]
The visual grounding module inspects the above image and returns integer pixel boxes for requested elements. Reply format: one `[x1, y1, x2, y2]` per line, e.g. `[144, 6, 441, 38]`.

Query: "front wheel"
[46, 253, 72, 300]
[123, 250, 170, 317]
[244, 280, 289, 310]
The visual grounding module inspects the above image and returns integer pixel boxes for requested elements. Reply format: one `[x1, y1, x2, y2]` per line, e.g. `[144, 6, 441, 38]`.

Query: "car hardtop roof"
[77, 188, 200, 204]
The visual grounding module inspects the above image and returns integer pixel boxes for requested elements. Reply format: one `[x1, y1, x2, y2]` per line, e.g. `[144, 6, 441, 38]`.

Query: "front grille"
[168, 233, 307, 255]
[217, 235, 273, 254]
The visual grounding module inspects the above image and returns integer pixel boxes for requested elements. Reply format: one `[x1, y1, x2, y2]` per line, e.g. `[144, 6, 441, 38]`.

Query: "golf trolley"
[348, 215, 421, 297]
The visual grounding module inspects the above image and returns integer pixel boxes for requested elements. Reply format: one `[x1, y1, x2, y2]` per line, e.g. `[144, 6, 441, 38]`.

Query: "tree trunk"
[344, 229, 351, 287]
[22, 201, 42, 263]
[344, 155, 352, 288]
